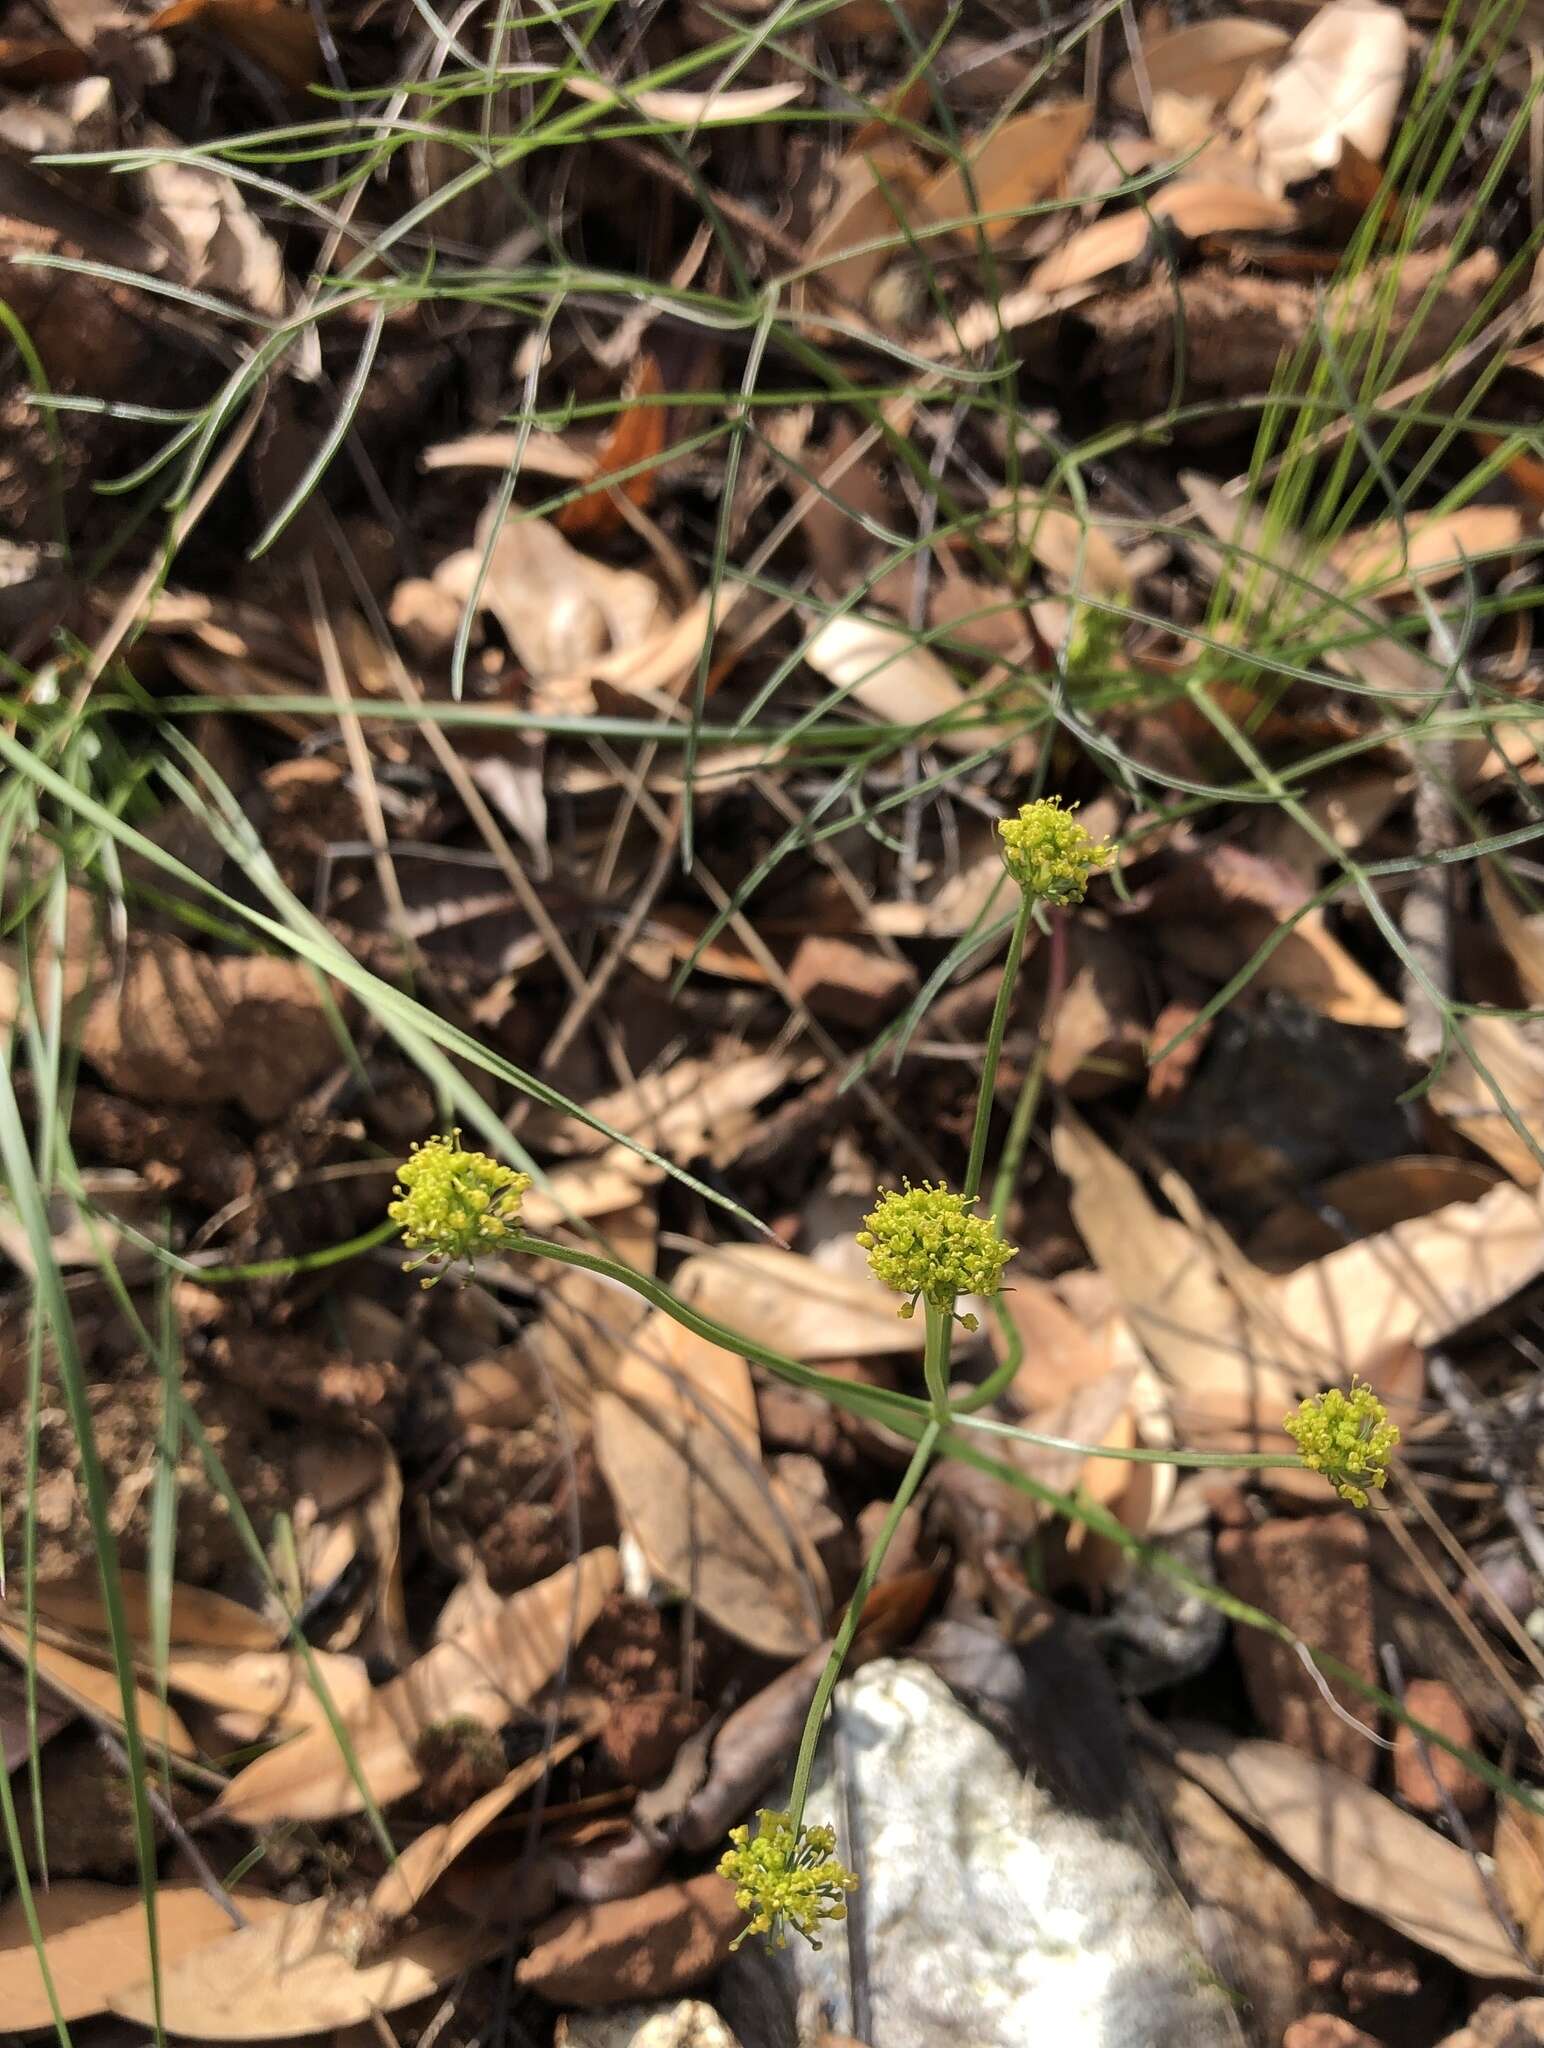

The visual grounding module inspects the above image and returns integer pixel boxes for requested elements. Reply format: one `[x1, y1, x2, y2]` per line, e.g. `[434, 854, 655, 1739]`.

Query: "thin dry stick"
[305, 559, 419, 977]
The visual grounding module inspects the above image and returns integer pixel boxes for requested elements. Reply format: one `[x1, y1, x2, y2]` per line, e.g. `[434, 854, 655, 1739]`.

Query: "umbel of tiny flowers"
[718, 1809, 859, 1950]
[388, 1132, 532, 1285]
[998, 795, 1113, 905]
[858, 1180, 1016, 1330]
[1283, 1378, 1400, 1510]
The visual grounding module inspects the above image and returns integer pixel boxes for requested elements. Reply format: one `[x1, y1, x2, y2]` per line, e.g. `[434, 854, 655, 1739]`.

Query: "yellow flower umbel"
[1284, 1379, 1399, 1509]
[388, 1132, 531, 1285]
[858, 1181, 1015, 1329]
[719, 1809, 858, 1951]
[998, 796, 1113, 905]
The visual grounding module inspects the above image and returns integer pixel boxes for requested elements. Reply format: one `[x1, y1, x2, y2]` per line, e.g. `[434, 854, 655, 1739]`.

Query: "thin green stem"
[786, 1417, 943, 1833]
[922, 1298, 952, 1418]
[963, 891, 1033, 1203]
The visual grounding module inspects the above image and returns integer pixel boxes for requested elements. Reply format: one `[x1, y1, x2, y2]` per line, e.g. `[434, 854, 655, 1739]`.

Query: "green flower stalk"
[388, 1132, 531, 1284]
[1283, 1379, 1399, 1509]
[858, 1181, 1015, 1331]
[997, 796, 1113, 905]
[718, 1809, 858, 1950]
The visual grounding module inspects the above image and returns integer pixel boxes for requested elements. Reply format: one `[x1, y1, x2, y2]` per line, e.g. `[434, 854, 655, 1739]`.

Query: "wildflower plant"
[387, 1131, 531, 1284]
[997, 797, 1113, 906]
[387, 798, 1403, 1951]
[718, 1809, 858, 1949]
[1284, 1379, 1399, 1509]
[859, 1182, 1015, 1328]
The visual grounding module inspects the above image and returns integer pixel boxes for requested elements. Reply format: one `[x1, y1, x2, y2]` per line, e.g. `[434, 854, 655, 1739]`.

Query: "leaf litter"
[6, 0, 1544, 2038]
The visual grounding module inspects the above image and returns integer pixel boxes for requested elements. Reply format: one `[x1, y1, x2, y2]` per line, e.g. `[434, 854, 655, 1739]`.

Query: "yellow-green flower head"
[1283, 1378, 1399, 1509]
[388, 1132, 531, 1285]
[998, 796, 1113, 904]
[718, 1809, 858, 1951]
[857, 1181, 1015, 1327]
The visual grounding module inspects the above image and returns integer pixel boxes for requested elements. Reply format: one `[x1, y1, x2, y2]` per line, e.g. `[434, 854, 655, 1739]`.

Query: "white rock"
[557, 1999, 741, 2048]
[749, 1658, 1241, 2048]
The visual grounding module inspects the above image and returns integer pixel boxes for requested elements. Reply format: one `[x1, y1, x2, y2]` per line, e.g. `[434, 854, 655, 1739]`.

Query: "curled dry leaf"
[0, 1882, 289, 2031]
[1171, 1727, 1530, 1980]
[214, 1549, 620, 1824]
[920, 103, 1092, 246]
[1111, 16, 1290, 112]
[439, 509, 664, 682]
[673, 1242, 924, 1359]
[1255, 0, 1411, 196]
[110, 1898, 503, 2039]
[562, 75, 803, 123]
[135, 130, 285, 316]
[803, 611, 1007, 756]
[522, 1149, 665, 1230]
[594, 1311, 830, 1658]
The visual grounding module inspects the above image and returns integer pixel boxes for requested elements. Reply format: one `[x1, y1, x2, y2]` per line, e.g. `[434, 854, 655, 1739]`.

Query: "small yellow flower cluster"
[718, 1809, 858, 1951]
[998, 796, 1113, 905]
[388, 1132, 531, 1285]
[858, 1181, 1015, 1326]
[1284, 1379, 1399, 1509]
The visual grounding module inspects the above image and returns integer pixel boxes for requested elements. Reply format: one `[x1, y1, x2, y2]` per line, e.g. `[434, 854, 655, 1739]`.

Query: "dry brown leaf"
[1333, 505, 1525, 594]
[803, 611, 1006, 755]
[523, 1150, 664, 1230]
[370, 1714, 600, 1919]
[979, 496, 1131, 601]
[1483, 860, 1544, 1006]
[1257, 1172, 1544, 1380]
[1496, 1801, 1544, 1968]
[31, 1571, 276, 1651]
[214, 1549, 620, 1824]
[558, 354, 667, 539]
[79, 936, 337, 1120]
[1028, 184, 1295, 292]
[1172, 1728, 1529, 1979]
[561, 75, 804, 123]
[1429, 1014, 1544, 1187]
[920, 103, 1092, 245]
[801, 144, 932, 310]
[531, 1049, 800, 1165]
[1111, 17, 1290, 110]
[1027, 208, 1150, 293]
[0, 1882, 288, 2031]
[673, 1242, 924, 1359]
[110, 1899, 502, 2038]
[0, 1619, 198, 1758]
[1255, 0, 1411, 196]
[1051, 1107, 1282, 1444]
[594, 1311, 829, 1658]
[160, 1645, 373, 1744]
[292, 1422, 408, 1663]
